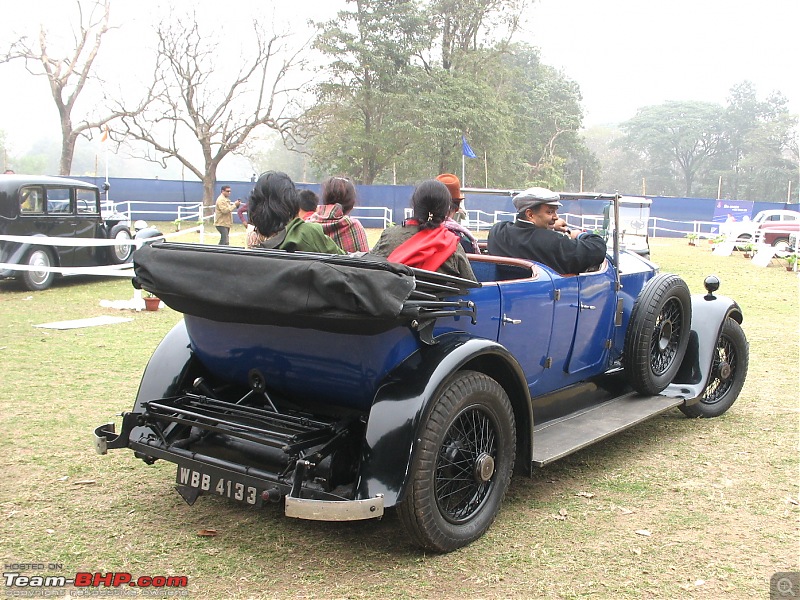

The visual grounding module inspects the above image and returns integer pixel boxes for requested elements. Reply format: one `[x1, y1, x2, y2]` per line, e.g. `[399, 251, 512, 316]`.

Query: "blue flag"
[461, 135, 477, 159]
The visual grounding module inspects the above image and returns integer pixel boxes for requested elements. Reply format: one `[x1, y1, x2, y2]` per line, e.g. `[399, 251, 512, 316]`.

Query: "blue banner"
[712, 200, 754, 223]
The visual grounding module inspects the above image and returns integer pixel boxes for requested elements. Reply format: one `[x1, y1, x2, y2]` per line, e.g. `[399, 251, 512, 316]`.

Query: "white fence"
[349, 206, 393, 229]
[106, 200, 205, 227]
[5, 203, 798, 284]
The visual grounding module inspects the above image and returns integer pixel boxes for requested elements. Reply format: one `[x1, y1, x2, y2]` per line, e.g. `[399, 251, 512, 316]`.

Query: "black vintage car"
[0, 175, 134, 290]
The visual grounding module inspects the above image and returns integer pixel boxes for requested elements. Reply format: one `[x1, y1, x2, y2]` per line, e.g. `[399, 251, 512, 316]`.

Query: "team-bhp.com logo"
[4, 571, 188, 589]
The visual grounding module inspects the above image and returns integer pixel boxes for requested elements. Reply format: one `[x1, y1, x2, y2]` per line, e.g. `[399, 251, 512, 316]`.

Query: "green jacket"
[278, 218, 346, 254]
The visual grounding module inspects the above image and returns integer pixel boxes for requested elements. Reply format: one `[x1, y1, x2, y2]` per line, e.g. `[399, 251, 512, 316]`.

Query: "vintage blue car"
[95, 197, 748, 552]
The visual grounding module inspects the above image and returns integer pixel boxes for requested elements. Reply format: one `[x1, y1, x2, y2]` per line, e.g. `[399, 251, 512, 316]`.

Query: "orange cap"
[436, 173, 464, 201]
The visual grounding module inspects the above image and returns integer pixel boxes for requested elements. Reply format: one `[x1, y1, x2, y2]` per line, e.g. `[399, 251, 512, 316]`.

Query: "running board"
[532, 393, 685, 466]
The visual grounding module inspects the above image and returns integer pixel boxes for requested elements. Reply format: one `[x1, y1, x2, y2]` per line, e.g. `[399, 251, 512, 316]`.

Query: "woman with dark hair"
[371, 180, 476, 281]
[245, 171, 345, 254]
[307, 176, 369, 252]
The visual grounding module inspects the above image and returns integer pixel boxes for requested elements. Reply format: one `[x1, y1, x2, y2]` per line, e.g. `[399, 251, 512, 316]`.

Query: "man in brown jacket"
[214, 185, 240, 245]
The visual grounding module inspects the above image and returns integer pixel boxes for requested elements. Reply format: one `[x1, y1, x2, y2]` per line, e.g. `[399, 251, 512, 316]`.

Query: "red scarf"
[387, 221, 459, 272]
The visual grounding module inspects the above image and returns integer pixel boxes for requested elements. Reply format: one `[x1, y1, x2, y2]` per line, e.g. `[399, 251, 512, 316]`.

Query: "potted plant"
[786, 254, 798, 272]
[686, 233, 699, 246]
[144, 292, 161, 311]
[741, 243, 756, 258]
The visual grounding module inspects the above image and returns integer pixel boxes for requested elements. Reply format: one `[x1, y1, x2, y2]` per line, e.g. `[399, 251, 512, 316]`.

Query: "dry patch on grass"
[0, 237, 797, 599]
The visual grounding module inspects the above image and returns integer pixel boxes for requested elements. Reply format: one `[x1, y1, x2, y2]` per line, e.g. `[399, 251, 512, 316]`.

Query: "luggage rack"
[403, 266, 480, 343]
[140, 392, 356, 465]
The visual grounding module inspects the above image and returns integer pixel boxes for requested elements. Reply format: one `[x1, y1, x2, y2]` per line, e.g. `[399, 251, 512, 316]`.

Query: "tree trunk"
[60, 127, 76, 176]
[202, 172, 217, 223]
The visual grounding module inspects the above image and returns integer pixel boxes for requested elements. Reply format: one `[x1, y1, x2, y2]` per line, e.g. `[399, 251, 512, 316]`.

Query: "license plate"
[176, 466, 262, 506]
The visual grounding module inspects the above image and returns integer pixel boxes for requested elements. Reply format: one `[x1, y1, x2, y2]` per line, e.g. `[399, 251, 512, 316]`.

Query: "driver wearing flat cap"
[487, 187, 607, 274]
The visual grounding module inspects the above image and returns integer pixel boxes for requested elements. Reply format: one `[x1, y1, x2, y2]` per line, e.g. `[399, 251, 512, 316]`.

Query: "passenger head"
[410, 180, 452, 231]
[297, 189, 319, 218]
[298, 189, 319, 212]
[248, 171, 298, 237]
[435, 173, 464, 217]
[513, 187, 562, 229]
[321, 176, 357, 214]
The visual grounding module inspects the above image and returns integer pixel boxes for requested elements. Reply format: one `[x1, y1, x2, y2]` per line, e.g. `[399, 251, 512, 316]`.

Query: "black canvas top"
[132, 242, 424, 333]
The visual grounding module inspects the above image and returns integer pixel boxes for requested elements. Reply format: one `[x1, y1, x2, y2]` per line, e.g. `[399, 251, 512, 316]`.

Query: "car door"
[564, 264, 617, 375]
[43, 186, 78, 267]
[73, 186, 102, 266]
[496, 272, 558, 390]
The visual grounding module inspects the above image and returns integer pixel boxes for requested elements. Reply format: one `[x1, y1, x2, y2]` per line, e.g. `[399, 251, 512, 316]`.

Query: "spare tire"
[624, 273, 692, 395]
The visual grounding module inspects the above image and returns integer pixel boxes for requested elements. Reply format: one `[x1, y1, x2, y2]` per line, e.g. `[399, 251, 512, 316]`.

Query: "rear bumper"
[285, 495, 384, 521]
[94, 418, 384, 522]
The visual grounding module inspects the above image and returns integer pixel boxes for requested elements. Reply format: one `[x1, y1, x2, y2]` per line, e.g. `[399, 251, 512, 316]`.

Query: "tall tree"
[433, 0, 527, 71]
[0, 0, 116, 175]
[424, 0, 529, 180]
[114, 10, 307, 207]
[582, 125, 652, 195]
[619, 101, 726, 196]
[722, 84, 797, 201]
[310, 0, 588, 189]
[310, 0, 432, 184]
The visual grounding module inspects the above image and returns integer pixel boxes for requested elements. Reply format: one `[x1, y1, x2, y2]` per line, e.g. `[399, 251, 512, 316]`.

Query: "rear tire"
[21, 248, 55, 291]
[398, 371, 515, 552]
[771, 237, 790, 252]
[680, 318, 748, 418]
[624, 274, 692, 395]
[108, 224, 133, 264]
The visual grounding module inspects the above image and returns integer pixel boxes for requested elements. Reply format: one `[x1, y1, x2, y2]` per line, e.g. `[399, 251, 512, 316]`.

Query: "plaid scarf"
[307, 203, 369, 252]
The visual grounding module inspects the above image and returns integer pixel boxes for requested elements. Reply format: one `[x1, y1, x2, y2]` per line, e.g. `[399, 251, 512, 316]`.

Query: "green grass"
[0, 235, 797, 599]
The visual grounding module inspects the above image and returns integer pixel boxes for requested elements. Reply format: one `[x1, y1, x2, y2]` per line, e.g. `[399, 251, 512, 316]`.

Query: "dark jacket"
[487, 218, 607, 274]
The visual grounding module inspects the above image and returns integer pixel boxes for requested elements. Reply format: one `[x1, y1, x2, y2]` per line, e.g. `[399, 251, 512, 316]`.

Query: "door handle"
[570, 303, 597, 310]
[501, 314, 522, 325]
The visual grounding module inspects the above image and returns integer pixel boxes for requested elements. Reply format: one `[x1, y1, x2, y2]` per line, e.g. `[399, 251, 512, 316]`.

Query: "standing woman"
[307, 176, 369, 252]
[246, 171, 345, 254]
[371, 180, 476, 281]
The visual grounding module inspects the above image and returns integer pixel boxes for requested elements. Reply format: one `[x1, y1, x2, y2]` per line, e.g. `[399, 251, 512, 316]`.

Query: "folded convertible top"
[132, 242, 478, 335]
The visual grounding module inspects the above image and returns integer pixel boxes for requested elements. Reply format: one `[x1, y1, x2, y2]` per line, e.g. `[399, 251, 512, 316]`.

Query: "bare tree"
[115, 11, 308, 208]
[0, 0, 117, 175]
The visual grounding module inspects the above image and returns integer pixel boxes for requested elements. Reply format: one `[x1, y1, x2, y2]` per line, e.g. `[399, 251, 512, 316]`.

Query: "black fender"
[98, 320, 196, 453]
[134, 226, 163, 242]
[134, 319, 195, 410]
[354, 333, 531, 508]
[666, 293, 743, 401]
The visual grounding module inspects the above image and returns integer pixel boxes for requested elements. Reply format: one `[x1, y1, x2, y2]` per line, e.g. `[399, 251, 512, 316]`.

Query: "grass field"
[0, 232, 797, 599]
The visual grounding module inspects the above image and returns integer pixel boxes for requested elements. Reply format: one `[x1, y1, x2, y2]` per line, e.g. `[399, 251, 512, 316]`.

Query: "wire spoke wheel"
[681, 318, 748, 418]
[702, 334, 737, 404]
[398, 371, 515, 552]
[435, 406, 497, 523]
[649, 297, 683, 376]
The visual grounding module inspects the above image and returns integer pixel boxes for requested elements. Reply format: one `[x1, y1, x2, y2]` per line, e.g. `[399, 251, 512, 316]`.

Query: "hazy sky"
[529, 0, 798, 126]
[1, 0, 797, 157]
